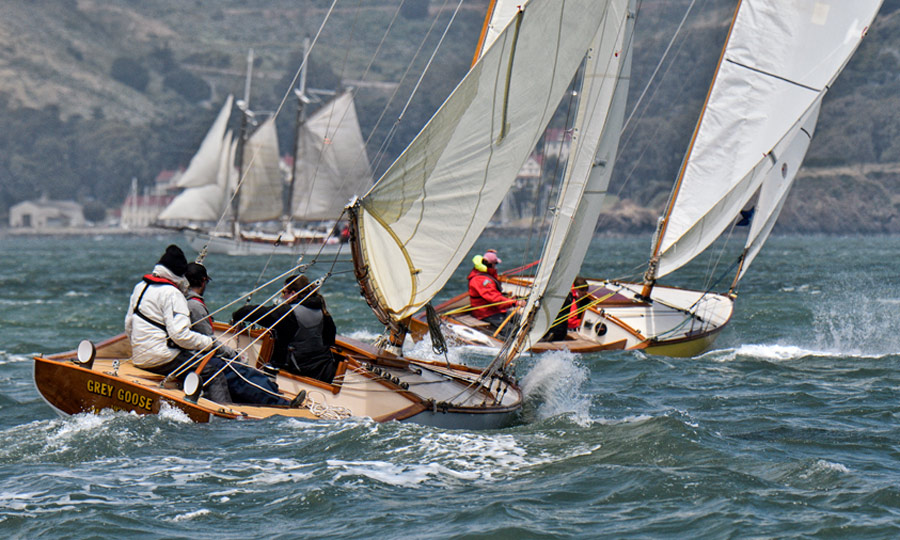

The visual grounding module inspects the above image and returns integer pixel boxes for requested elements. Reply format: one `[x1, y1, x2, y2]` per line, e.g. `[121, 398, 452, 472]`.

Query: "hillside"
[1, 0, 900, 233]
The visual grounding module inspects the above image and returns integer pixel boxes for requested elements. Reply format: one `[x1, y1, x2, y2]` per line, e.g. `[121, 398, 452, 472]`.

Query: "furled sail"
[509, 0, 633, 353]
[652, 0, 883, 278]
[237, 117, 283, 223]
[353, 0, 616, 322]
[176, 95, 234, 189]
[291, 91, 373, 221]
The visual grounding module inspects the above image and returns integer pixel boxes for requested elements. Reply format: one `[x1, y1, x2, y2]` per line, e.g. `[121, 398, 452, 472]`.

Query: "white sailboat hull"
[411, 278, 734, 358]
[183, 229, 351, 260]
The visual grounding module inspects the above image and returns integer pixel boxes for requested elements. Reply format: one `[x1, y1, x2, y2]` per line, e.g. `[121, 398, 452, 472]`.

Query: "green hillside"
[1, 0, 899, 232]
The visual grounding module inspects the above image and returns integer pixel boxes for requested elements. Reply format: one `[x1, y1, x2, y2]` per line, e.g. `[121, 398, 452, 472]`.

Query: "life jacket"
[133, 274, 179, 334]
[568, 286, 584, 329]
[288, 304, 327, 359]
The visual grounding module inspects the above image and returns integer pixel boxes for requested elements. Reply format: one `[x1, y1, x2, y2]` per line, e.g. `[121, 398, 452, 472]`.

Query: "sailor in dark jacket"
[232, 274, 337, 384]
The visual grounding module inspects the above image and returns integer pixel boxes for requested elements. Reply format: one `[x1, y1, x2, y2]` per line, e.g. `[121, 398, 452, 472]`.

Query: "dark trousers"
[146, 350, 232, 403]
[480, 311, 515, 338]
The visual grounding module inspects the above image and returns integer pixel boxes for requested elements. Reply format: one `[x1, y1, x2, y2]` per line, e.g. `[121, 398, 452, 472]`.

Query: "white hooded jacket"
[124, 264, 215, 369]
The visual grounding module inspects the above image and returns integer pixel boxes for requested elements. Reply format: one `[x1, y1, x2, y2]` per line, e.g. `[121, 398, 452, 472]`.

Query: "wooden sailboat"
[413, 0, 884, 358]
[34, 0, 632, 427]
[160, 48, 372, 258]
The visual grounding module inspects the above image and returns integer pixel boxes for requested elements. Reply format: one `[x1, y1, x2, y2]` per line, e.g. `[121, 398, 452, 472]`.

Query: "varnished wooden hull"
[33, 324, 522, 429]
[411, 278, 734, 358]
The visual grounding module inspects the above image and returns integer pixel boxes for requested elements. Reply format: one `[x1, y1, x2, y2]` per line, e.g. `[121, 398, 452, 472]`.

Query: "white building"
[9, 198, 85, 229]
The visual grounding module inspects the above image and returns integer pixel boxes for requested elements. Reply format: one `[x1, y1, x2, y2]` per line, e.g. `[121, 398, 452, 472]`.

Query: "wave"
[701, 343, 898, 362]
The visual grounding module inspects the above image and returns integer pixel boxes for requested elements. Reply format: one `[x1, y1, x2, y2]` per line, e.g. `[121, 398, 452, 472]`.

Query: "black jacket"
[232, 295, 336, 370]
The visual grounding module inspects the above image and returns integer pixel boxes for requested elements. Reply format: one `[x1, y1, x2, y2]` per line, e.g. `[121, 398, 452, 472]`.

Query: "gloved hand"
[210, 340, 239, 359]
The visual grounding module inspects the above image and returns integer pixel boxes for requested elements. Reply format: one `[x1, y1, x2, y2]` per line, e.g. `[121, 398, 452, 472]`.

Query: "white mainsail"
[354, 0, 617, 322]
[291, 91, 373, 221]
[652, 0, 883, 279]
[176, 95, 234, 189]
[237, 117, 283, 223]
[510, 0, 633, 352]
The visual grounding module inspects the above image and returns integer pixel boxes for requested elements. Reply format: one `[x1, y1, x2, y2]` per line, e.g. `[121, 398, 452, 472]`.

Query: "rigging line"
[294, 0, 366, 220]
[369, 0, 464, 177]
[599, 0, 711, 229]
[204, 1, 341, 242]
[619, 0, 697, 136]
[702, 211, 739, 292]
[174, 280, 327, 382]
[129, 263, 307, 372]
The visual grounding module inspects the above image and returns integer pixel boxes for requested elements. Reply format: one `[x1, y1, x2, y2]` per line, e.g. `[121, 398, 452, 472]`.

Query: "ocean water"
[0, 233, 899, 538]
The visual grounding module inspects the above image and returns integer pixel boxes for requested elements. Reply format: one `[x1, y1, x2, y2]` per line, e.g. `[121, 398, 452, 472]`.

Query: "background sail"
[655, 0, 883, 278]
[356, 0, 614, 321]
[159, 129, 235, 222]
[291, 92, 373, 221]
[513, 0, 632, 350]
[237, 117, 283, 223]
[176, 95, 233, 189]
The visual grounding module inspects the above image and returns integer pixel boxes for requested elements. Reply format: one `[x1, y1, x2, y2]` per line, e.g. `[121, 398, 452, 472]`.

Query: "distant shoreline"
[0, 227, 168, 237]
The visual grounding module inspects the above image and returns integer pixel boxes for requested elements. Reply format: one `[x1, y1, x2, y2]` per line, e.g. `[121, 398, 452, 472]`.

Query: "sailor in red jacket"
[467, 249, 519, 332]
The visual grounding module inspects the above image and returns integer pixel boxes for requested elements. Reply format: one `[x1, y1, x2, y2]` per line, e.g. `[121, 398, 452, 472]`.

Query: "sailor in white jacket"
[124, 245, 291, 407]
[124, 245, 216, 372]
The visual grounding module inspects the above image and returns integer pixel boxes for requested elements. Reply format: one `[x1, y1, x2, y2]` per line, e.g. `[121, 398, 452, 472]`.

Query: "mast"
[640, 0, 743, 299]
[284, 37, 311, 236]
[471, 0, 499, 67]
[232, 48, 254, 238]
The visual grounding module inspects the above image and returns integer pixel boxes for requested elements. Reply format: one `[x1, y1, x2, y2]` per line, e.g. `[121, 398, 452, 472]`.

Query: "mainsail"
[290, 91, 373, 221]
[651, 0, 883, 279]
[508, 0, 633, 355]
[352, 0, 618, 325]
[236, 116, 283, 223]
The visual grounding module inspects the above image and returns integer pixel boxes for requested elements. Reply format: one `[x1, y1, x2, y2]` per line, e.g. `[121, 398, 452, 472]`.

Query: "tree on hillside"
[164, 69, 211, 103]
[111, 57, 150, 92]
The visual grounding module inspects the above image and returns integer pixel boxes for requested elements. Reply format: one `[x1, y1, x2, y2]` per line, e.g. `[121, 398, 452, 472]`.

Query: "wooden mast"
[471, 0, 499, 67]
[640, 0, 744, 299]
[284, 37, 311, 237]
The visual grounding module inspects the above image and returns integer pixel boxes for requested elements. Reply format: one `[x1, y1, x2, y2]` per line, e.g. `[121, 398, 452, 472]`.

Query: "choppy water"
[1, 233, 899, 538]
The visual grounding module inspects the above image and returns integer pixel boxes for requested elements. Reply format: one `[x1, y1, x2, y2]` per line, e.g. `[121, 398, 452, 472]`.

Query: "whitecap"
[813, 459, 850, 474]
[172, 508, 211, 522]
[344, 329, 380, 342]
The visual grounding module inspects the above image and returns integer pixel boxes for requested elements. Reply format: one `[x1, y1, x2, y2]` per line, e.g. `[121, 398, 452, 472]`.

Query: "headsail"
[291, 91, 373, 221]
[159, 129, 235, 222]
[737, 97, 822, 281]
[176, 96, 234, 189]
[652, 0, 883, 279]
[508, 0, 633, 355]
[352, 0, 617, 324]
